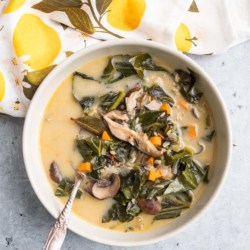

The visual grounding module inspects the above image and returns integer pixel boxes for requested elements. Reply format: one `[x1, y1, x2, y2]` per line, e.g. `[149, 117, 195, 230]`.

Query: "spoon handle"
[43, 174, 83, 250]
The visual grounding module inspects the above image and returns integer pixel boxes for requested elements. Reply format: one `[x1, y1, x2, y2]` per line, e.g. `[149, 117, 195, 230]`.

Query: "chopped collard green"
[53, 53, 215, 229]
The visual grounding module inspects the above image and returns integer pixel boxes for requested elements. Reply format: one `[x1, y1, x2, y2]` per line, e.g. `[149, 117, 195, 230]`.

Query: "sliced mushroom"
[91, 174, 120, 200]
[49, 161, 62, 183]
[103, 111, 164, 157]
[125, 88, 142, 115]
[137, 199, 162, 215]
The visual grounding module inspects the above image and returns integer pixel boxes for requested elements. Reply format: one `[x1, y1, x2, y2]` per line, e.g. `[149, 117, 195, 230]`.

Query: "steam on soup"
[40, 53, 216, 232]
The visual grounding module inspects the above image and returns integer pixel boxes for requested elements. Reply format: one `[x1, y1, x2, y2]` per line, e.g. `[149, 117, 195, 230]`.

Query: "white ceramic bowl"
[23, 40, 231, 246]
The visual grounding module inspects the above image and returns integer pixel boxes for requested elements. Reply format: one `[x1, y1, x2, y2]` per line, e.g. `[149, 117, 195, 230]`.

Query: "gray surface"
[1, 40, 250, 250]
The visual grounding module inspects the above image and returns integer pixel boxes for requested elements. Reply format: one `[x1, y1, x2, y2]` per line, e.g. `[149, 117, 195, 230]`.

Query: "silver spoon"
[43, 172, 85, 250]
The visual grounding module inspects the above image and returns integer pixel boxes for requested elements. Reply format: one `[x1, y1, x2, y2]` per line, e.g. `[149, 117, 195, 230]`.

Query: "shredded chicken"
[125, 88, 143, 115]
[103, 110, 164, 157]
[145, 99, 162, 110]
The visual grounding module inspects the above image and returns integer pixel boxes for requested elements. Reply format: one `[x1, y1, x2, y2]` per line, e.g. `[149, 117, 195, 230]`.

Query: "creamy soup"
[40, 54, 216, 232]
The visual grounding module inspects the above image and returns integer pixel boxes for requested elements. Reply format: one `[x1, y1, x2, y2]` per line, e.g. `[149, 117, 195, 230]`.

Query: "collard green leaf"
[138, 110, 166, 126]
[32, 0, 82, 13]
[85, 136, 107, 157]
[90, 155, 110, 170]
[174, 69, 203, 104]
[73, 71, 96, 81]
[61, 7, 95, 34]
[161, 192, 192, 209]
[126, 201, 141, 217]
[76, 139, 94, 161]
[153, 209, 181, 221]
[102, 203, 134, 223]
[101, 55, 137, 83]
[129, 53, 151, 78]
[79, 97, 95, 111]
[129, 53, 169, 78]
[96, 0, 112, 15]
[108, 92, 125, 111]
[100, 91, 125, 112]
[73, 116, 106, 135]
[164, 157, 207, 195]
[110, 141, 132, 163]
[139, 179, 171, 200]
[203, 130, 216, 142]
[72, 71, 99, 103]
[147, 84, 174, 104]
[120, 170, 147, 199]
[165, 148, 193, 165]
[55, 178, 82, 199]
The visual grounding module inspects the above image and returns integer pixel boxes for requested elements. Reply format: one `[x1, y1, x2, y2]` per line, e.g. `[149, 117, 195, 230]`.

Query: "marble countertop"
[1, 40, 250, 250]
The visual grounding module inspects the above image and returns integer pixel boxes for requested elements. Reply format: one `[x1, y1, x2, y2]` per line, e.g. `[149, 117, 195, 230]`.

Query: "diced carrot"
[178, 99, 191, 110]
[148, 169, 157, 181]
[101, 131, 111, 141]
[147, 157, 154, 166]
[160, 103, 171, 115]
[78, 162, 92, 173]
[188, 125, 197, 138]
[149, 136, 162, 146]
[155, 168, 163, 179]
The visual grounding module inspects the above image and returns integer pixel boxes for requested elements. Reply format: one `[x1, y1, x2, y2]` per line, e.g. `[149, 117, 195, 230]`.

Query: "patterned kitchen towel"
[0, 0, 249, 117]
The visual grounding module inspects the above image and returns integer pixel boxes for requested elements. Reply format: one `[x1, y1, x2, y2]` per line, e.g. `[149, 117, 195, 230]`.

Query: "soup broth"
[40, 55, 215, 232]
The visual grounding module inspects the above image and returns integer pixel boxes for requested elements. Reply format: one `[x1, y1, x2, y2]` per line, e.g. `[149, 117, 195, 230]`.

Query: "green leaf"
[153, 209, 181, 221]
[147, 84, 174, 104]
[72, 71, 99, 102]
[61, 7, 95, 34]
[120, 170, 147, 199]
[126, 201, 141, 217]
[203, 130, 216, 142]
[129, 53, 170, 78]
[96, 0, 112, 15]
[138, 110, 166, 127]
[32, 0, 82, 13]
[129, 53, 151, 79]
[101, 55, 137, 83]
[85, 136, 107, 157]
[23, 65, 56, 86]
[165, 148, 193, 165]
[100, 91, 125, 112]
[164, 157, 207, 195]
[161, 192, 192, 209]
[174, 69, 203, 104]
[110, 141, 132, 163]
[73, 116, 106, 135]
[102, 203, 134, 223]
[76, 139, 94, 161]
[79, 97, 95, 111]
[55, 178, 82, 199]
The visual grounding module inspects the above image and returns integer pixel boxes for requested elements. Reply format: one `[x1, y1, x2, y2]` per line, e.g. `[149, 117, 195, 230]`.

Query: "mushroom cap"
[137, 198, 162, 215]
[92, 174, 121, 200]
[49, 161, 62, 184]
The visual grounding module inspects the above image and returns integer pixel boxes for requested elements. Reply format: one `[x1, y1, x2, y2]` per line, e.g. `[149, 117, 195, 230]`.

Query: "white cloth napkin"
[0, 0, 249, 117]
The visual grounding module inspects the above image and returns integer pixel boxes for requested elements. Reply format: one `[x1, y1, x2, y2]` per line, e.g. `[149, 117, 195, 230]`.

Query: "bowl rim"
[23, 39, 232, 246]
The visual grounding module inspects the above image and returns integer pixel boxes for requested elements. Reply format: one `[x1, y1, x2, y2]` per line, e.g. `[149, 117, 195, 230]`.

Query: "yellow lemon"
[0, 71, 5, 102]
[13, 14, 61, 70]
[175, 23, 192, 53]
[107, 0, 146, 31]
[4, 0, 26, 14]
